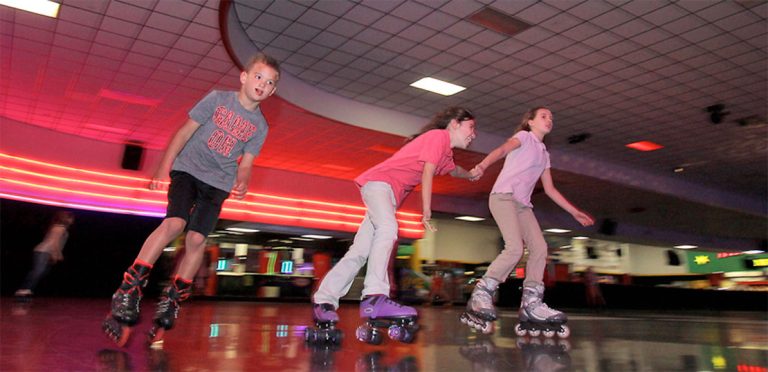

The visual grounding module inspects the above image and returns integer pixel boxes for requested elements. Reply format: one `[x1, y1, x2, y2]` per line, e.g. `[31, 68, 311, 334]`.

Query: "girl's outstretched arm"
[471, 136, 522, 179]
[421, 162, 437, 232]
[450, 165, 474, 179]
[540, 168, 595, 227]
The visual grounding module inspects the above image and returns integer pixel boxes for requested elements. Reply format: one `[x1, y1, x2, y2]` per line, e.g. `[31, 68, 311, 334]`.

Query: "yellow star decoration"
[694, 255, 711, 265]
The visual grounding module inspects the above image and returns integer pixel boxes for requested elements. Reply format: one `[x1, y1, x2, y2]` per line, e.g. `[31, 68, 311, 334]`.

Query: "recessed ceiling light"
[626, 141, 663, 151]
[674, 245, 698, 249]
[455, 216, 485, 222]
[0, 0, 60, 18]
[573, 236, 589, 240]
[545, 228, 571, 233]
[743, 250, 765, 254]
[302, 234, 333, 239]
[410, 77, 466, 96]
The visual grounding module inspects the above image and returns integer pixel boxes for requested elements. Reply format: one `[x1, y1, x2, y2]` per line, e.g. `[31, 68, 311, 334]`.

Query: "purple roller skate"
[305, 303, 342, 345]
[355, 295, 418, 344]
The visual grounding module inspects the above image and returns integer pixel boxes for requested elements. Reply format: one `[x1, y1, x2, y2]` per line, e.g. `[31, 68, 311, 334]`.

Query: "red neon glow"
[625, 141, 663, 151]
[0, 152, 425, 237]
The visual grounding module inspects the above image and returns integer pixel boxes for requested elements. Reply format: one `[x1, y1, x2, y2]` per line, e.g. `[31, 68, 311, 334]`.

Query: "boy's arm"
[149, 118, 201, 190]
[421, 162, 437, 232]
[231, 152, 256, 200]
[471, 137, 521, 179]
[541, 168, 595, 227]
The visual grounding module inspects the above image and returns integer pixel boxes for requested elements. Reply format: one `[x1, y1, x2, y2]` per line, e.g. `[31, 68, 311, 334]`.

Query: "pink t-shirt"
[355, 129, 456, 206]
[491, 130, 550, 208]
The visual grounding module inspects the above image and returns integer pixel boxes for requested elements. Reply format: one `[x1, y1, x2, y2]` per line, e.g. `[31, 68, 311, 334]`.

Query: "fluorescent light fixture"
[573, 236, 589, 240]
[743, 250, 765, 254]
[302, 234, 333, 239]
[0, 0, 60, 18]
[455, 216, 485, 222]
[225, 227, 260, 233]
[207, 234, 221, 238]
[290, 237, 314, 241]
[674, 245, 698, 249]
[545, 228, 571, 233]
[410, 77, 466, 96]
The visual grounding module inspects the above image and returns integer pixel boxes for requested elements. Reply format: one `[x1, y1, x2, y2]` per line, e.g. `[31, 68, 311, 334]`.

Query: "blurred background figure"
[585, 266, 606, 310]
[15, 210, 75, 299]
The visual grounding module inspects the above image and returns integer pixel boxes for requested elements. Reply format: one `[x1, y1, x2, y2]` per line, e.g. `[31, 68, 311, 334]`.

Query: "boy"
[103, 53, 280, 347]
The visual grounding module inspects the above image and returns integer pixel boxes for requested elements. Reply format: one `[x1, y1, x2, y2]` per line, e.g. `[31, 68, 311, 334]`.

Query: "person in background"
[15, 210, 75, 299]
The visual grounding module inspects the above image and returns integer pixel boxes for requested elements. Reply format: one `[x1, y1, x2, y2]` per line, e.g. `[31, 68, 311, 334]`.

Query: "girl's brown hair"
[516, 106, 550, 132]
[408, 107, 475, 142]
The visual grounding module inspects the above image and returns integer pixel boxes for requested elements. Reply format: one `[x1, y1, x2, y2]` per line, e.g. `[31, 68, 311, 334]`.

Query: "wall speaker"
[667, 250, 681, 266]
[121, 142, 144, 170]
[598, 219, 617, 235]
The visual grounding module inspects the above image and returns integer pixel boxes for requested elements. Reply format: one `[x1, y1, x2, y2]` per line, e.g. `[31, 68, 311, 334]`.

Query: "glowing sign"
[751, 258, 768, 267]
[694, 255, 711, 265]
[280, 260, 294, 274]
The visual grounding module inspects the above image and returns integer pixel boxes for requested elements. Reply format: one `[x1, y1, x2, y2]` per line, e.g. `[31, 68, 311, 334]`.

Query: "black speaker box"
[121, 142, 144, 170]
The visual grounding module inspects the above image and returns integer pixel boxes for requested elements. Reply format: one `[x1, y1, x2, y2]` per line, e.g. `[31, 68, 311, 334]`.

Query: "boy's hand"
[148, 177, 169, 191]
[231, 182, 248, 200]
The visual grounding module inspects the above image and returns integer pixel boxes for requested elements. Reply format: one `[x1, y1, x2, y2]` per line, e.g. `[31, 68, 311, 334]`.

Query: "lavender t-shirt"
[491, 130, 550, 208]
[172, 90, 269, 192]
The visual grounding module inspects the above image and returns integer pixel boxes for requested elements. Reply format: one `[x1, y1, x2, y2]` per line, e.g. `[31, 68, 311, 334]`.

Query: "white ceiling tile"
[515, 46, 549, 62]
[591, 8, 634, 29]
[581, 31, 622, 49]
[594, 58, 630, 74]
[679, 25, 721, 44]
[138, 27, 178, 46]
[283, 22, 321, 42]
[713, 10, 762, 32]
[440, 0, 486, 18]
[695, 1, 743, 22]
[370, 15, 410, 35]
[390, 2, 434, 22]
[265, 1, 310, 21]
[105, 1, 151, 23]
[642, 4, 687, 26]
[174, 36, 212, 55]
[629, 28, 671, 46]
[399, 23, 438, 43]
[155, 0, 200, 19]
[183, 22, 219, 43]
[568, 1, 614, 20]
[193, 7, 218, 26]
[146, 12, 188, 34]
[419, 10, 461, 32]
[612, 18, 654, 39]
[647, 36, 688, 54]
[246, 26, 278, 46]
[561, 22, 602, 41]
[57, 5, 103, 27]
[732, 22, 767, 46]
[131, 40, 170, 58]
[660, 14, 707, 36]
[540, 12, 582, 33]
[603, 40, 642, 58]
[490, 38, 530, 55]
[469, 29, 508, 47]
[254, 13, 292, 34]
[515, 2, 560, 23]
[541, 0, 586, 12]
[354, 27, 391, 46]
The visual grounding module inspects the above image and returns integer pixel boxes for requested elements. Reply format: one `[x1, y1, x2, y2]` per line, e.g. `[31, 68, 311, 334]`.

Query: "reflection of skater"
[427, 270, 453, 306]
[516, 337, 571, 371]
[102, 53, 281, 347]
[462, 107, 595, 336]
[309, 107, 479, 345]
[15, 211, 75, 299]
[584, 267, 605, 309]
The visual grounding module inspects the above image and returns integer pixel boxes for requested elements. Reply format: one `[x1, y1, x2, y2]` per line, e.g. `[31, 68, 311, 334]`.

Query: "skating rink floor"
[1, 297, 766, 371]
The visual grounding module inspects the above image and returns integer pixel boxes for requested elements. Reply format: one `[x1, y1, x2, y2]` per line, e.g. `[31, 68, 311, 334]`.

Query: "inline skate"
[514, 282, 570, 338]
[148, 276, 191, 348]
[305, 303, 343, 345]
[356, 295, 418, 344]
[102, 261, 151, 346]
[460, 277, 498, 334]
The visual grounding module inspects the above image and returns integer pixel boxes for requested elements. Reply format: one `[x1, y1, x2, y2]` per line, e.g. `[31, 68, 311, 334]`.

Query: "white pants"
[313, 182, 398, 308]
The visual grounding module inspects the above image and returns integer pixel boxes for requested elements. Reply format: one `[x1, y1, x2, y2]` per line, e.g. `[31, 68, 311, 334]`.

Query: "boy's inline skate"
[102, 261, 151, 346]
[514, 282, 570, 339]
[460, 277, 498, 334]
[148, 276, 191, 348]
[305, 303, 343, 345]
[356, 295, 418, 344]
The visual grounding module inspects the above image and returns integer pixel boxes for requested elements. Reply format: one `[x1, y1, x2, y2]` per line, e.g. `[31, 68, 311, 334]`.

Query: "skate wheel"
[481, 320, 494, 334]
[304, 328, 315, 343]
[459, 313, 469, 325]
[528, 329, 541, 337]
[330, 329, 343, 345]
[558, 339, 572, 352]
[401, 328, 415, 343]
[514, 323, 527, 337]
[103, 317, 131, 347]
[557, 325, 571, 338]
[356, 325, 382, 345]
[387, 325, 405, 341]
[149, 327, 165, 348]
[543, 329, 556, 338]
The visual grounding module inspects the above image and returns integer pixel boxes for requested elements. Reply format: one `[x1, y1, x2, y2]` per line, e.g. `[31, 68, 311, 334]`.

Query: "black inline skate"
[460, 277, 499, 334]
[514, 282, 570, 339]
[355, 295, 418, 345]
[148, 276, 191, 348]
[305, 303, 343, 345]
[102, 261, 151, 346]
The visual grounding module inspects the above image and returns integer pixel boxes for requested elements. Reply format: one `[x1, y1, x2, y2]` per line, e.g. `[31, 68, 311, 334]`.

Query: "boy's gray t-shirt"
[172, 90, 269, 192]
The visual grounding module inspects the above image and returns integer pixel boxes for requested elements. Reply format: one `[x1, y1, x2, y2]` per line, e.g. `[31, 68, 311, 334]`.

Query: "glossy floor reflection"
[1, 297, 766, 371]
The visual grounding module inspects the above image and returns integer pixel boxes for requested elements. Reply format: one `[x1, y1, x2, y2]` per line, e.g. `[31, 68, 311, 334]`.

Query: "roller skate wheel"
[514, 323, 527, 337]
[330, 329, 343, 345]
[149, 326, 166, 347]
[388, 325, 405, 341]
[543, 329, 556, 338]
[304, 328, 314, 343]
[401, 328, 415, 343]
[102, 317, 131, 347]
[558, 339, 572, 351]
[528, 329, 541, 337]
[480, 321, 494, 334]
[557, 325, 571, 338]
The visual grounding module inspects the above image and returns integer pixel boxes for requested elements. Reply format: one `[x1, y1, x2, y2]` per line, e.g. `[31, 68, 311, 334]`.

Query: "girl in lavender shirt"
[463, 107, 594, 335]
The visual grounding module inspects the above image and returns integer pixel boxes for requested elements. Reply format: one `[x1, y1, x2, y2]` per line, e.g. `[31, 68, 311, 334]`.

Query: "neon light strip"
[1, 165, 160, 193]
[0, 193, 165, 217]
[0, 152, 421, 218]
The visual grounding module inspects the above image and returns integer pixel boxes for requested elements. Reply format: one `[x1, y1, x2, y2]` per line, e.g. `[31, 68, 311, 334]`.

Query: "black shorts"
[166, 171, 229, 236]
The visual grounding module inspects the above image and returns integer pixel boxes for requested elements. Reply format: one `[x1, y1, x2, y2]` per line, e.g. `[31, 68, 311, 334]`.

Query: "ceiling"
[0, 0, 765, 251]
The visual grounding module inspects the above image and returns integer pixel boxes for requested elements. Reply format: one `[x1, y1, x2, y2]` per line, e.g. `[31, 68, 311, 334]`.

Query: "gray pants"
[20, 251, 52, 291]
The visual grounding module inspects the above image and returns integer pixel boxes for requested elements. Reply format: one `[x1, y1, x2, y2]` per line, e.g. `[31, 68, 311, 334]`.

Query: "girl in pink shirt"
[308, 107, 478, 345]
[461, 107, 594, 338]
